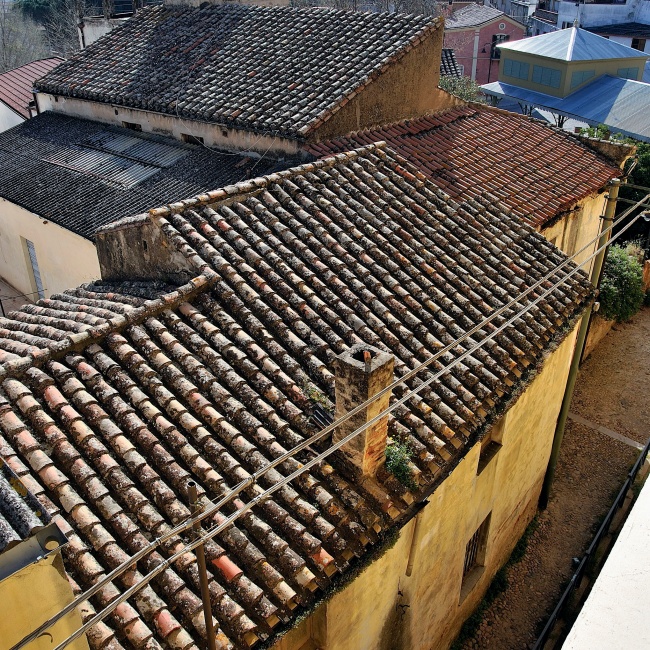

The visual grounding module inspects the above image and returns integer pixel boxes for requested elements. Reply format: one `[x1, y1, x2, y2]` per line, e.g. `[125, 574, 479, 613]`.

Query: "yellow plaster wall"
[541, 192, 606, 275]
[0, 552, 89, 650]
[311, 26, 461, 142]
[0, 199, 101, 298]
[279, 322, 579, 650]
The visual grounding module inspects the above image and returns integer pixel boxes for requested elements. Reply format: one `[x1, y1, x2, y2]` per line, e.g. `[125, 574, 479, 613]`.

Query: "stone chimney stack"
[333, 343, 394, 478]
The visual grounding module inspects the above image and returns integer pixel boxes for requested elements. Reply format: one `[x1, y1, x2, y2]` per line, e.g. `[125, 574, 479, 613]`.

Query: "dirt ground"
[458, 307, 650, 650]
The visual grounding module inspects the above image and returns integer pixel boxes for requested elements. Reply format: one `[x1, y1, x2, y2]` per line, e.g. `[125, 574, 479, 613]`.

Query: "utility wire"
[12, 188, 649, 650]
[51, 202, 649, 650]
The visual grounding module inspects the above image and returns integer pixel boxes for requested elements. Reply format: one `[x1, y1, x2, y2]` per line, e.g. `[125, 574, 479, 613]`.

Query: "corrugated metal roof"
[0, 58, 64, 119]
[44, 129, 190, 189]
[482, 76, 650, 141]
[498, 27, 649, 61]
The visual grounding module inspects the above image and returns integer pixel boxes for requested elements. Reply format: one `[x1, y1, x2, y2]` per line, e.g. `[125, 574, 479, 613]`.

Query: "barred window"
[463, 514, 491, 582]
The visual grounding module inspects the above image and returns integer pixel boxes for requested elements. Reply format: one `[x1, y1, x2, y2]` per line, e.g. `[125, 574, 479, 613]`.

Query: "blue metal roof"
[498, 27, 648, 61]
[482, 76, 650, 141]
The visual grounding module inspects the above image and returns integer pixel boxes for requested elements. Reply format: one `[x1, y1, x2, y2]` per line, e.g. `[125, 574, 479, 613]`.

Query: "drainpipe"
[471, 30, 480, 81]
[539, 178, 621, 509]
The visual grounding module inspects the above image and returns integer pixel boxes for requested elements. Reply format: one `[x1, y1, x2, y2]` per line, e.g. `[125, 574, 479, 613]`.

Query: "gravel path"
[458, 308, 650, 650]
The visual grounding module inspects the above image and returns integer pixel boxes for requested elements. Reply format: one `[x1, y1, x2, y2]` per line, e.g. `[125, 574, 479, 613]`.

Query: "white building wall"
[0, 103, 24, 134]
[0, 199, 101, 299]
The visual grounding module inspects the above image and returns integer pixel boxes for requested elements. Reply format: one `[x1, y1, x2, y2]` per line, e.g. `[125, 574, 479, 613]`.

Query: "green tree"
[439, 75, 486, 103]
[599, 244, 645, 322]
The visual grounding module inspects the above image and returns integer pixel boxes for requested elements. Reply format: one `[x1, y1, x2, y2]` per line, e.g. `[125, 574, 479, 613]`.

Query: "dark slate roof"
[589, 22, 650, 39]
[0, 112, 290, 240]
[445, 3, 505, 29]
[440, 48, 461, 77]
[0, 457, 51, 553]
[35, 5, 441, 139]
[0, 58, 63, 119]
[307, 105, 620, 228]
[0, 145, 592, 649]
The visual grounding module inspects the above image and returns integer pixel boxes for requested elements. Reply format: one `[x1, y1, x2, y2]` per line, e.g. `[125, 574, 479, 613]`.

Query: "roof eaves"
[298, 17, 443, 137]
[0, 272, 218, 383]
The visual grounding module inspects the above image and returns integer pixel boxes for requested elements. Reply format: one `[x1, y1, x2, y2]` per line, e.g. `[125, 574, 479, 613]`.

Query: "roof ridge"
[568, 26, 578, 60]
[299, 15, 444, 136]
[148, 142, 389, 218]
[0, 273, 217, 382]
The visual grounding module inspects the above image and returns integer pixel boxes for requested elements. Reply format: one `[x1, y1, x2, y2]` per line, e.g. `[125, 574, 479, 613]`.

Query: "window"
[617, 66, 639, 80]
[532, 64, 561, 88]
[460, 513, 492, 599]
[632, 38, 646, 51]
[570, 69, 595, 89]
[477, 418, 504, 474]
[503, 58, 530, 80]
[181, 133, 204, 145]
[24, 239, 45, 300]
[458, 64, 465, 76]
[491, 34, 510, 59]
[121, 121, 142, 132]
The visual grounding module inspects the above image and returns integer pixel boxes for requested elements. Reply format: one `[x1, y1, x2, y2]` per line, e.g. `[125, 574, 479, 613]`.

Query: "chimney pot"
[333, 343, 394, 478]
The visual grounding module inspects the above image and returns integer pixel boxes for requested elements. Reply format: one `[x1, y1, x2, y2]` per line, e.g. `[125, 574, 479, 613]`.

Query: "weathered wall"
[311, 26, 460, 142]
[95, 216, 194, 283]
[36, 95, 302, 157]
[0, 102, 24, 134]
[0, 199, 101, 298]
[78, 17, 129, 48]
[0, 551, 89, 650]
[166, 0, 289, 6]
[583, 313, 615, 361]
[541, 191, 606, 275]
[273, 322, 580, 650]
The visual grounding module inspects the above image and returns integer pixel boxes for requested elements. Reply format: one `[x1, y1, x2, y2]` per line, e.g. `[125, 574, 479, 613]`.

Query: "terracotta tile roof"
[0, 57, 63, 119]
[0, 113, 291, 240]
[0, 457, 51, 552]
[35, 5, 441, 138]
[0, 145, 592, 649]
[440, 48, 461, 77]
[307, 105, 620, 228]
[444, 3, 505, 29]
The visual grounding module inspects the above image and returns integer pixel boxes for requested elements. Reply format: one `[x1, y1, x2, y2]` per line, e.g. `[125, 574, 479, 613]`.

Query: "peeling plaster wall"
[0, 199, 101, 299]
[274, 322, 580, 650]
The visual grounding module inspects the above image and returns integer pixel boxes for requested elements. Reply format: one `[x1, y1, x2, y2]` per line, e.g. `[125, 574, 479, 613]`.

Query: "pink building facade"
[444, 5, 525, 84]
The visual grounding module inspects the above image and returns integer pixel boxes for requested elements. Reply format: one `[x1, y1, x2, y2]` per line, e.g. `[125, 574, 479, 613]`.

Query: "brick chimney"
[333, 343, 394, 478]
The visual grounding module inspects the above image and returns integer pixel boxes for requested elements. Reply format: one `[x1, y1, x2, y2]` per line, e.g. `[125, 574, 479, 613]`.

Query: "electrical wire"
[50, 201, 649, 650]
[12, 187, 649, 650]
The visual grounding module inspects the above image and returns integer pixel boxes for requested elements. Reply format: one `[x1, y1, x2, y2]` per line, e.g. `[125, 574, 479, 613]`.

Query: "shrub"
[599, 245, 645, 322]
[439, 76, 486, 103]
[385, 440, 417, 490]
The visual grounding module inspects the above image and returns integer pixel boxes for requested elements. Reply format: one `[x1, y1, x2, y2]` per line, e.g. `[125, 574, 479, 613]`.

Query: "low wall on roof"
[96, 216, 195, 284]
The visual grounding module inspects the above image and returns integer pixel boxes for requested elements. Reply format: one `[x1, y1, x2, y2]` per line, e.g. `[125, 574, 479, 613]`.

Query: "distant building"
[444, 3, 525, 83]
[481, 27, 650, 140]
[531, 0, 650, 37]
[0, 58, 62, 132]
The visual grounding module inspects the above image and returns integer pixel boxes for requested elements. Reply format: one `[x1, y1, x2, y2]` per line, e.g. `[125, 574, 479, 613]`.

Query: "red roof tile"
[0, 58, 63, 118]
[0, 146, 592, 649]
[307, 105, 620, 228]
